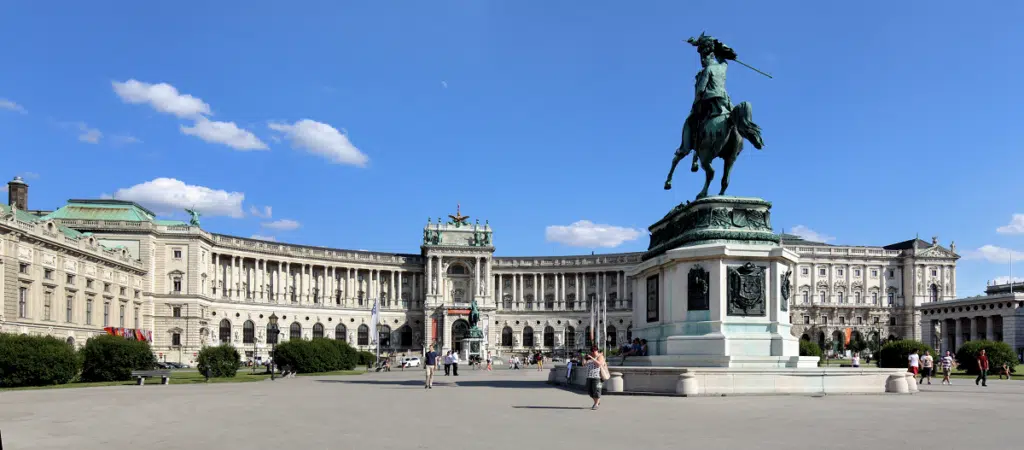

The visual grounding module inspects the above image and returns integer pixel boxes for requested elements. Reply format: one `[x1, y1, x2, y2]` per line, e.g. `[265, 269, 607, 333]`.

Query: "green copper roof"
[41, 199, 157, 222]
[154, 219, 188, 226]
[2, 204, 87, 239]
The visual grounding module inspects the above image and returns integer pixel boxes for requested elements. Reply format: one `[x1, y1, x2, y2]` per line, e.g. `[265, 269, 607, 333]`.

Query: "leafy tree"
[80, 335, 155, 382]
[955, 340, 1017, 375]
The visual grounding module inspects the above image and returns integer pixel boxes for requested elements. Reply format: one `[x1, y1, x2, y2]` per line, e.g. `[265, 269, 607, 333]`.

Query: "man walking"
[907, 349, 920, 383]
[424, 346, 438, 389]
[443, 351, 452, 376]
[940, 351, 954, 385]
[976, 349, 989, 387]
[919, 351, 934, 385]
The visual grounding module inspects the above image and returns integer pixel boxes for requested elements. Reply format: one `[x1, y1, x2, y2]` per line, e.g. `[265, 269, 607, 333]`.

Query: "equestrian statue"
[664, 33, 768, 200]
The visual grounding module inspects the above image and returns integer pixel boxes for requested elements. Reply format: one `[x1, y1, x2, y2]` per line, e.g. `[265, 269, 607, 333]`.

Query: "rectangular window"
[525, 279, 533, 288]
[103, 302, 110, 327]
[871, 269, 878, 277]
[801, 268, 809, 276]
[134, 290, 140, 299]
[172, 306, 182, 317]
[67, 274, 75, 285]
[173, 249, 182, 259]
[854, 269, 861, 277]
[44, 269, 54, 280]
[134, 307, 140, 329]
[646, 274, 659, 323]
[86, 279, 94, 289]
[172, 333, 181, 346]
[19, 263, 29, 274]
[931, 269, 937, 277]
[872, 292, 878, 304]
[838, 292, 844, 303]
[66, 295, 74, 322]
[119, 304, 125, 327]
[119, 286, 127, 296]
[856, 317, 863, 325]
[873, 317, 880, 324]
[173, 278, 182, 293]
[821, 316, 828, 325]
[855, 292, 861, 303]
[818, 268, 826, 276]
[803, 315, 810, 325]
[839, 317, 846, 325]
[104, 283, 111, 293]
[819, 291, 826, 303]
[837, 269, 844, 277]
[86, 299, 94, 325]
[802, 292, 809, 304]
[887, 292, 894, 306]
[888, 269, 894, 278]
[889, 317, 897, 326]
[44, 292, 53, 320]
[18, 287, 28, 318]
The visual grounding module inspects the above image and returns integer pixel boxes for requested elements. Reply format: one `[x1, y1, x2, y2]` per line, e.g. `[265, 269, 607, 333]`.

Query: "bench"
[131, 370, 172, 385]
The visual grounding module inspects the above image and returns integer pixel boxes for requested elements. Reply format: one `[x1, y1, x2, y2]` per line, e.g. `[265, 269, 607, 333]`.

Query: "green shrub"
[799, 340, 822, 357]
[0, 333, 80, 387]
[80, 335, 156, 382]
[357, 350, 377, 366]
[878, 339, 935, 369]
[197, 344, 241, 378]
[955, 340, 1017, 375]
[271, 339, 359, 373]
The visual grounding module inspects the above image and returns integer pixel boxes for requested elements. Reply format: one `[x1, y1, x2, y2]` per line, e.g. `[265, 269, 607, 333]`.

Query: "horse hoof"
[663, 182, 672, 190]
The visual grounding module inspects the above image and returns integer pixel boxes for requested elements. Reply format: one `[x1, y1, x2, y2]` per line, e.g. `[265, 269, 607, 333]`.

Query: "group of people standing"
[907, 348, 1010, 386]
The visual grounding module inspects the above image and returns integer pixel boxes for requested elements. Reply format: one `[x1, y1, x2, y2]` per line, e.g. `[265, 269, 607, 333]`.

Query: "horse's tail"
[732, 101, 764, 149]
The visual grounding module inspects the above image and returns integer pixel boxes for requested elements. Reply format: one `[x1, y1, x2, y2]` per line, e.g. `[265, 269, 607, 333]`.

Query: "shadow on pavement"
[315, 379, 551, 389]
[511, 406, 589, 410]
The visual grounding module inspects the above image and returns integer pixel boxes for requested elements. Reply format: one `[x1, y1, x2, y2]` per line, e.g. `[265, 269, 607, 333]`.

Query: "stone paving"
[0, 368, 1017, 449]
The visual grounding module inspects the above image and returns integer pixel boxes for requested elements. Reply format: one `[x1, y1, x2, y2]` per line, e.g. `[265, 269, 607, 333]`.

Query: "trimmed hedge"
[799, 340, 822, 358]
[878, 339, 935, 369]
[0, 333, 80, 387]
[955, 340, 1017, 375]
[197, 344, 242, 378]
[80, 335, 156, 382]
[357, 350, 376, 367]
[272, 339, 358, 373]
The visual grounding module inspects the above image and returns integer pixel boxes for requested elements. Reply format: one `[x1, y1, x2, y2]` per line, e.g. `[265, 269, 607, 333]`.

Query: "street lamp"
[268, 314, 280, 381]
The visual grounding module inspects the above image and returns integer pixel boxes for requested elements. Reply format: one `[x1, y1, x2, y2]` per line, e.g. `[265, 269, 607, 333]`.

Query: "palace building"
[0, 176, 959, 364]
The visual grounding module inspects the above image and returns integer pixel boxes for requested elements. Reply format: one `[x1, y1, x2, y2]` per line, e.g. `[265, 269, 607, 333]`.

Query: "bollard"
[905, 373, 919, 393]
[885, 374, 909, 393]
[675, 372, 698, 396]
[606, 372, 624, 393]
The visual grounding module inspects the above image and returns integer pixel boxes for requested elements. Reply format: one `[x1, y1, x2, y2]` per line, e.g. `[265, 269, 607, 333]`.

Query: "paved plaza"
[0, 368, 1018, 449]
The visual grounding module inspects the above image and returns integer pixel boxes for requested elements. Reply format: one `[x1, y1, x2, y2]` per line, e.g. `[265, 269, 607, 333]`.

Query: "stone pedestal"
[630, 197, 816, 369]
[461, 337, 483, 363]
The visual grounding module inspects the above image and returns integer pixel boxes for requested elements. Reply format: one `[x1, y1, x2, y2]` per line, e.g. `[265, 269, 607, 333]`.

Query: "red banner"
[844, 328, 852, 345]
[447, 309, 471, 315]
[104, 327, 152, 343]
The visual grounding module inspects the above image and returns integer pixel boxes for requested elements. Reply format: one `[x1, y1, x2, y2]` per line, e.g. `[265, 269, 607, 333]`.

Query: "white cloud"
[268, 119, 368, 167]
[0, 98, 27, 114]
[991, 276, 1024, 285]
[249, 205, 272, 219]
[77, 123, 102, 144]
[997, 214, 1024, 235]
[789, 225, 835, 243]
[545, 220, 642, 248]
[963, 245, 1024, 264]
[441, 80, 448, 89]
[262, 219, 300, 231]
[112, 177, 245, 218]
[250, 234, 277, 242]
[181, 118, 268, 151]
[111, 134, 142, 145]
[112, 80, 211, 119]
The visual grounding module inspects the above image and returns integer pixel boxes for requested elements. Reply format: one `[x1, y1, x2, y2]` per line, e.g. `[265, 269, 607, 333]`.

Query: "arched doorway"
[335, 324, 347, 342]
[219, 319, 231, 344]
[452, 320, 469, 352]
[501, 326, 513, 346]
[522, 326, 535, 348]
[543, 326, 555, 348]
[313, 323, 324, 339]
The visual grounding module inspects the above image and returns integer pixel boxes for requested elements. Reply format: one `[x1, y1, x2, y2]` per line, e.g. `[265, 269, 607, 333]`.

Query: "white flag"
[370, 298, 380, 344]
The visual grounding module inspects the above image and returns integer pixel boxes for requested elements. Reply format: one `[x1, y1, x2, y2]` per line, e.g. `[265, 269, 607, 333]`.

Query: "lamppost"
[268, 314, 280, 380]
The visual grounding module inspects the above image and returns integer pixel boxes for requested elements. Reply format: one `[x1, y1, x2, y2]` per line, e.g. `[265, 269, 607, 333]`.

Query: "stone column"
[986, 316, 995, 341]
[512, 274, 518, 310]
[618, 271, 624, 308]
[475, 257, 482, 299]
[939, 319, 949, 354]
[601, 272, 608, 310]
[213, 253, 220, 297]
[497, 274, 503, 308]
[575, 273, 581, 311]
[426, 256, 433, 296]
[955, 319, 963, 349]
[533, 273, 538, 309]
[970, 317, 978, 342]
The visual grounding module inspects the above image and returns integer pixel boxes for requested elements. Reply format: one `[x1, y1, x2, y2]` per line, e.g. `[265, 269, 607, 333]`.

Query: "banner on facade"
[844, 327, 852, 345]
[104, 327, 153, 343]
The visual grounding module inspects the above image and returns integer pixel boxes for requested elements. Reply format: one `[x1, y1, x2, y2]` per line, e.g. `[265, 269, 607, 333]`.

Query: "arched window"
[800, 334, 811, 341]
[267, 322, 279, 344]
[566, 326, 576, 349]
[313, 323, 324, 339]
[607, 325, 617, 347]
[357, 324, 369, 345]
[219, 319, 231, 343]
[930, 284, 939, 302]
[399, 325, 413, 347]
[522, 326, 534, 348]
[501, 326, 513, 346]
[543, 326, 555, 347]
[243, 320, 255, 344]
[379, 325, 392, 348]
[335, 324, 347, 342]
[66, 336, 75, 347]
[447, 264, 467, 275]
[289, 322, 302, 340]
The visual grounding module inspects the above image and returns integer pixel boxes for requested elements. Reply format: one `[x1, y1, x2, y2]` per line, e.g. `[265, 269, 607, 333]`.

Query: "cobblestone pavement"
[0, 368, 1017, 449]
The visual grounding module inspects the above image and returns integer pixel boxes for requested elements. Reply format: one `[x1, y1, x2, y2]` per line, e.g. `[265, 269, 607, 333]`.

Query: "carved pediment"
[815, 280, 829, 290]
[851, 281, 863, 290]
[833, 280, 847, 291]
[918, 246, 957, 259]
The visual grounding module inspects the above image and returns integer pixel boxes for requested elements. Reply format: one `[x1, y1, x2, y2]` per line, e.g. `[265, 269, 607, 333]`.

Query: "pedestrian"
[940, 351, 954, 385]
[537, 352, 544, 371]
[852, 352, 860, 368]
[999, 363, 1012, 380]
[976, 349, 989, 387]
[424, 346, 439, 389]
[907, 349, 920, 383]
[486, 354, 493, 371]
[443, 351, 452, 376]
[583, 345, 606, 411]
[451, 351, 460, 376]
[919, 351, 934, 384]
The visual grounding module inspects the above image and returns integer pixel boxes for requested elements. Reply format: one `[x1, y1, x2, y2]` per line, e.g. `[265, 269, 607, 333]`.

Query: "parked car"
[402, 357, 421, 367]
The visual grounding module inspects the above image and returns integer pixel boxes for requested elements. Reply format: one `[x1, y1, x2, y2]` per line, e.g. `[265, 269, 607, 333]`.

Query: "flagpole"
[603, 291, 608, 354]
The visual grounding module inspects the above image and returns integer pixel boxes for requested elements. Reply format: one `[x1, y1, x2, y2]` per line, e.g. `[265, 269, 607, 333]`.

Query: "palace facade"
[0, 176, 960, 364]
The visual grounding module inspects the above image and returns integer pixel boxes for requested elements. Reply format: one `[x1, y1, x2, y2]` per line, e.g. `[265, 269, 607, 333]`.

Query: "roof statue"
[448, 203, 469, 227]
[663, 32, 770, 200]
[185, 207, 201, 227]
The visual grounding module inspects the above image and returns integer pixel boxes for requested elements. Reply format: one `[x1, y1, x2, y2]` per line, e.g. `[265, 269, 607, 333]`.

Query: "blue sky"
[2, 1, 1023, 295]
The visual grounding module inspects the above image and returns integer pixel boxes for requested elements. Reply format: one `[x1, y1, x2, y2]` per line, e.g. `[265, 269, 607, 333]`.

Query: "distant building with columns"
[919, 283, 1024, 360]
[2, 176, 961, 366]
